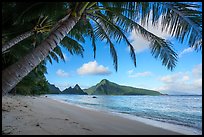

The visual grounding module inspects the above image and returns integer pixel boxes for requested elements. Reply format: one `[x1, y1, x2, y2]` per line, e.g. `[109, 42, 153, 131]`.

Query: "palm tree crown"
[2, 2, 202, 95]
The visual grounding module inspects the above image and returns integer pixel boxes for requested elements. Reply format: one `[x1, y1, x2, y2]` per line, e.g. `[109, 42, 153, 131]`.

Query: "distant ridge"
[84, 79, 162, 95]
[48, 83, 61, 94]
[62, 84, 87, 95]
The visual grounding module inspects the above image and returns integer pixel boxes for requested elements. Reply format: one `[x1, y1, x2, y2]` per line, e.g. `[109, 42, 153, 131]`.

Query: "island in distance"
[48, 83, 87, 95]
[62, 84, 88, 95]
[84, 79, 162, 95]
[48, 79, 163, 95]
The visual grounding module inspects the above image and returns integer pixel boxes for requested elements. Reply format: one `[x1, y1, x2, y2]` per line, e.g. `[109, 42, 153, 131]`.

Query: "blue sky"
[45, 4, 202, 95]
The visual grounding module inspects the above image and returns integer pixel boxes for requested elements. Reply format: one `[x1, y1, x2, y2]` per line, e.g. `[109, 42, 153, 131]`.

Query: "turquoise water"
[46, 94, 202, 134]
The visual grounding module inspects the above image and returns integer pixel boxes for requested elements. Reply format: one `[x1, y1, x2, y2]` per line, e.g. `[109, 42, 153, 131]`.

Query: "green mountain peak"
[100, 79, 109, 84]
[84, 79, 161, 95]
[74, 84, 81, 90]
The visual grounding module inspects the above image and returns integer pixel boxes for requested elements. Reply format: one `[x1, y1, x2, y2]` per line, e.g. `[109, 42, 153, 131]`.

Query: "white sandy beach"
[2, 95, 185, 135]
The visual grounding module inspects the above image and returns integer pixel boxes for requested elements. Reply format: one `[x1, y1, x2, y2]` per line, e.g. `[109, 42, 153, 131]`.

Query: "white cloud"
[157, 64, 202, 95]
[193, 78, 202, 88]
[128, 15, 171, 53]
[160, 72, 190, 83]
[77, 61, 111, 75]
[178, 47, 194, 58]
[182, 75, 190, 81]
[56, 69, 70, 77]
[160, 74, 179, 83]
[127, 70, 152, 78]
[128, 31, 150, 52]
[127, 69, 134, 75]
[192, 63, 202, 78]
[155, 83, 201, 95]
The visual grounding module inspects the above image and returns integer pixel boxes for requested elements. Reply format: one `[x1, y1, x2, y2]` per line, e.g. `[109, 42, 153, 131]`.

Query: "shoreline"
[48, 96, 201, 135]
[108, 111, 201, 135]
[2, 95, 197, 135]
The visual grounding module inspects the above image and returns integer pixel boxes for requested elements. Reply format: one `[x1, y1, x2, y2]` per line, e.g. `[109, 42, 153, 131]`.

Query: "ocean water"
[46, 94, 202, 134]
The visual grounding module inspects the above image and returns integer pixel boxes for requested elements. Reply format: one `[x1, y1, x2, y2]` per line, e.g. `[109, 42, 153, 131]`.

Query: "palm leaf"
[86, 21, 97, 58]
[100, 7, 177, 70]
[90, 16, 118, 71]
[90, 12, 136, 67]
[101, 2, 202, 50]
[150, 39, 177, 70]
[60, 36, 84, 57]
[141, 2, 202, 49]
[67, 19, 86, 43]
[53, 46, 65, 62]
[49, 51, 59, 63]
[35, 61, 48, 75]
[15, 2, 67, 25]
[46, 55, 53, 64]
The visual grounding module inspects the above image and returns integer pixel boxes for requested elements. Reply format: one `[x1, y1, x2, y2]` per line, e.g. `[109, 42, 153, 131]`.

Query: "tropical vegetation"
[2, 2, 202, 95]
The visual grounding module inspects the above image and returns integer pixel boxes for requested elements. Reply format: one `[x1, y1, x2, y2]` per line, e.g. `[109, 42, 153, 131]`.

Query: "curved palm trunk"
[2, 15, 80, 95]
[2, 31, 34, 53]
[2, 12, 72, 54]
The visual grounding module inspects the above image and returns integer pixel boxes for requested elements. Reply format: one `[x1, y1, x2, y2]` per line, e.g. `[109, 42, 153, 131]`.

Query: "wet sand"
[2, 95, 183, 135]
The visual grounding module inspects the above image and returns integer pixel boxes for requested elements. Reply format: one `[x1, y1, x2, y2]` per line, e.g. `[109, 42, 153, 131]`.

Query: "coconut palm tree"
[2, 2, 85, 63]
[2, 2, 202, 95]
[2, 2, 85, 62]
[2, 16, 52, 53]
[2, 2, 68, 53]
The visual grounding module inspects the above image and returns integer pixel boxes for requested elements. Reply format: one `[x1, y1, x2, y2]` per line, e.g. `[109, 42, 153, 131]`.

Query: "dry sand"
[2, 95, 184, 135]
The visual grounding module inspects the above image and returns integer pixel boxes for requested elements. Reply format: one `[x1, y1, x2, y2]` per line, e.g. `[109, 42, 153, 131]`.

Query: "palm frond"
[86, 21, 97, 58]
[46, 55, 53, 64]
[102, 8, 177, 70]
[67, 22, 86, 43]
[102, 2, 202, 50]
[15, 2, 67, 25]
[150, 39, 177, 70]
[138, 2, 202, 50]
[109, 43, 118, 71]
[53, 46, 65, 62]
[89, 12, 136, 67]
[99, 2, 139, 21]
[60, 36, 84, 57]
[49, 51, 59, 63]
[90, 16, 118, 71]
[35, 61, 48, 75]
[161, 2, 202, 49]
